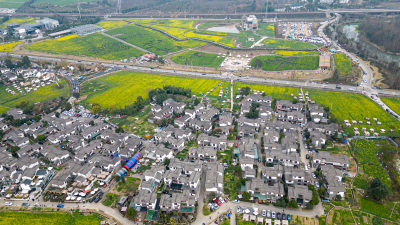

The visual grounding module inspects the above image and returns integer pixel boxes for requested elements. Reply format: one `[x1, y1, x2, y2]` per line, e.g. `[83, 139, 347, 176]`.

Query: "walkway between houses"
[101, 32, 153, 54]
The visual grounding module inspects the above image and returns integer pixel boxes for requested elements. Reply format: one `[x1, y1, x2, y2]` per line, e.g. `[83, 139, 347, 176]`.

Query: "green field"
[256, 23, 275, 37]
[0, 18, 37, 29]
[25, 33, 144, 60]
[351, 140, 392, 191]
[334, 53, 352, 76]
[260, 38, 317, 49]
[0, 211, 101, 225]
[106, 25, 205, 55]
[171, 50, 224, 68]
[0, 81, 69, 112]
[250, 55, 319, 71]
[235, 82, 298, 100]
[80, 71, 229, 109]
[0, 0, 28, 9]
[381, 97, 400, 116]
[33, 0, 96, 6]
[307, 90, 400, 135]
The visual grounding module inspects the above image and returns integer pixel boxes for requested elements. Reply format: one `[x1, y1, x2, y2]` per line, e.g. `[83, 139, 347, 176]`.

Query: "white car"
[262, 210, 267, 217]
[267, 210, 271, 218]
[5, 202, 12, 206]
[272, 211, 276, 219]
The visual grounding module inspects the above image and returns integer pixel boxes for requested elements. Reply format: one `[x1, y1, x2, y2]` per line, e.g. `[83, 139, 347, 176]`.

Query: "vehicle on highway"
[57, 204, 64, 208]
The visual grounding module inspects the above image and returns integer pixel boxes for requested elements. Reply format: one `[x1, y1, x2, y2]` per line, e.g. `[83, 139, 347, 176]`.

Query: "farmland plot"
[0, 41, 23, 51]
[25, 33, 144, 60]
[0, 81, 69, 111]
[334, 53, 352, 76]
[0, 211, 101, 225]
[307, 90, 400, 135]
[235, 82, 299, 100]
[106, 25, 205, 55]
[250, 55, 319, 71]
[260, 38, 318, 49]
[81, 71, 229, 109]
[171, 50, 224, 68]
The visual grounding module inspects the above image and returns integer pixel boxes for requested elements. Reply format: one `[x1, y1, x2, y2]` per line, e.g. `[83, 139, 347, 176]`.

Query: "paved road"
[2, 52, 400, 98]
[193, 201, 324, 225]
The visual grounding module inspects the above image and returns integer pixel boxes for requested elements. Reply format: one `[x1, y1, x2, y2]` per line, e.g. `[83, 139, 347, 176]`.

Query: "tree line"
[359, 16, 400, 53]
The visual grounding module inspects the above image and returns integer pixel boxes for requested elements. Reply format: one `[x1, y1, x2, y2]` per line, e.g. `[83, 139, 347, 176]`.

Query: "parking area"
[220, 54, 251, 71]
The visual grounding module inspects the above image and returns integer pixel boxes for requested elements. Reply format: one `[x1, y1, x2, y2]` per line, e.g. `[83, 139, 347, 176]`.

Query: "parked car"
[267, 210, 271, 218]
[22, 202, 30, 207]
[287, 214, 291, 221]
[262, 210, 267, 217]
[277, 212, 281, 220]
[57, 204, 64, 208]
[271, 211, 276, 219]
[282, 213, 286, 220]
[4, 202, 12, 206]
[315, 181, 320, 188]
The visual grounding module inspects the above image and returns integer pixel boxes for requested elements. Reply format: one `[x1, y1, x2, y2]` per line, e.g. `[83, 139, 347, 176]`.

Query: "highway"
[2, 52, 400, 99]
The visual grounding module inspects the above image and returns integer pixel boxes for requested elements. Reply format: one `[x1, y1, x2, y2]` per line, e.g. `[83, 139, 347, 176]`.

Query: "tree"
[125, 207, 136, 220]
[115, 127, 124, 133]
[92, 104, 101, 114]
[5, 57, 14, 69]
[367, 178, 389, 201]
[252, 58, 263, 69]
[246, 102, 259, 119]
[21, 56, 31, 68]
[89, 120, 95, 126]
[242, 192, 251, 201]
[288, 199, 298, 208]
[36, 134, 47, 143]
[240, 86, 251, 96]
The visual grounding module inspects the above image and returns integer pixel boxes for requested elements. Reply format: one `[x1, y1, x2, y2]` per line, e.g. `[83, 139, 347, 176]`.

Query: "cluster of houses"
[0, 84, 352, 221]
[0, 109, 143, 200]
[4, 17, 59, 38]
[1, 69, 61, 95]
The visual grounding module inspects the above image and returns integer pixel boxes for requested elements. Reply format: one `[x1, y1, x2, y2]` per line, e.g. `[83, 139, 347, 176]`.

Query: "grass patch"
[102, 193, 119, 207]
[0, 17, 36, 28]
[106, 24, 205, 55]
[0, 211, 101, 224]
[272, 50, 319, 56]
[334, 53, 352, 76]
[203, 205, 211, 216]
[260, 38, 317, 49]
[307, 90, 400, 135]
[235, 82, 298, 100]
[351, 140, 392, 191]
[80, 71, 229, 109]
[116, 177, 140, 193]
[256, 23, 275, 37]
[171, 50, 224, 68]
[381, 97, 400, 116]
[97, 19, 128, 29]
[0, 80, 69, 110]
[25, 33, 144, 60]
[33, 0, 96, 6]
[250, 55, 319, 71]
[359, 198, 400, 220]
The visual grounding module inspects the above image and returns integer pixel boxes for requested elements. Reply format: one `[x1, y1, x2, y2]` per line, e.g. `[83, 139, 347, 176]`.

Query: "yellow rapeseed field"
[0, 41, 23, 51]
